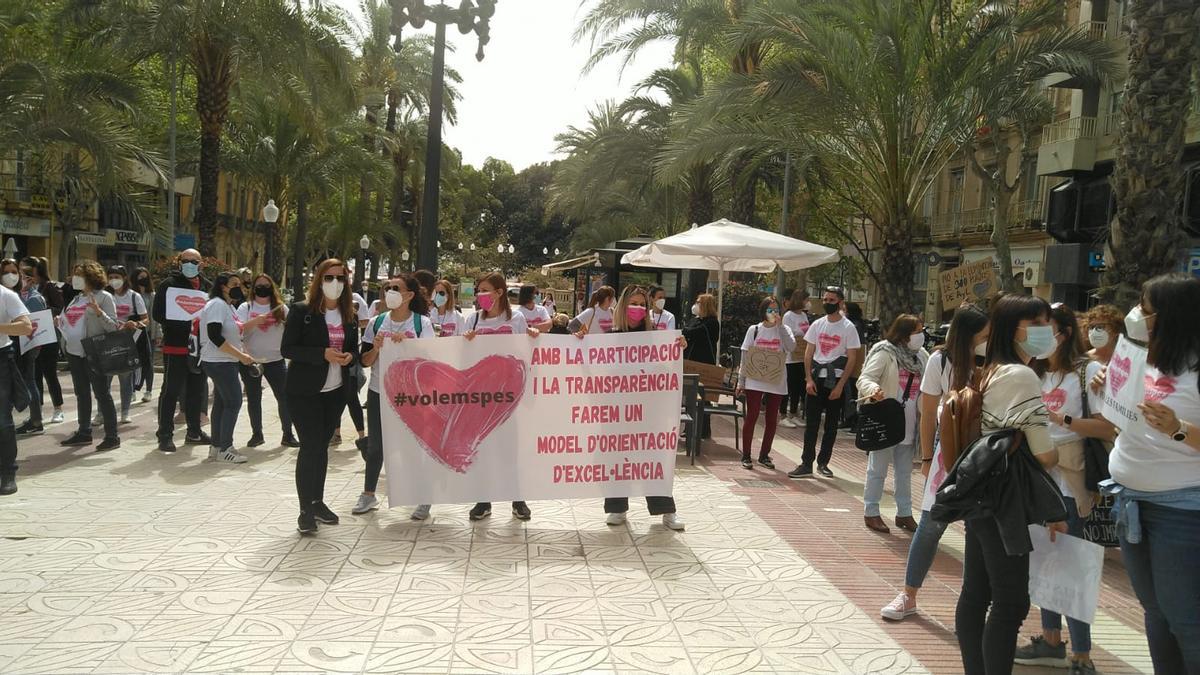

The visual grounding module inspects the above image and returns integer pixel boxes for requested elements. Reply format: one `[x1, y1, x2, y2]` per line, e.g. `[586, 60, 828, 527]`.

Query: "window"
[14, 151, 28, 201]
[949, 168, 965, 215]
[921, 188, 936, 220]
[1022, 159, 1040, 201]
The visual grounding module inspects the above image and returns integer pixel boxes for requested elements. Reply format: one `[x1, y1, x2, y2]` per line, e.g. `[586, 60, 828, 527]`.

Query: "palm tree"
[1102, 0, 1199, 307]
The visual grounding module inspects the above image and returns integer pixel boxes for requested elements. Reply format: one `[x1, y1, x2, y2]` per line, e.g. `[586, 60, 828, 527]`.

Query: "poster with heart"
[378, 331, 684, 505]
[18, 309, 56, 351]
[165, 287, 209, 322]
[1101, 335, 1148, 431]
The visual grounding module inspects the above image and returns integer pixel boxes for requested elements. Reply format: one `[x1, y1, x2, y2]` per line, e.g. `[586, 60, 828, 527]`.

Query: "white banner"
[18, 309, 56, 351]
[165, 287, 208, 322]
[1102, 335, 1148, 431]
[1028, 525, 1105, 624]
[379, 331, 684, 505]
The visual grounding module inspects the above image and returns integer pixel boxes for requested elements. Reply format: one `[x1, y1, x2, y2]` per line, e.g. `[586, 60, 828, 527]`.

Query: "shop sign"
[1186, 248, 1200, 278]
[0, 214, 51, 238]
[110, 229, 149, 246]
[74, 232, 110, 245]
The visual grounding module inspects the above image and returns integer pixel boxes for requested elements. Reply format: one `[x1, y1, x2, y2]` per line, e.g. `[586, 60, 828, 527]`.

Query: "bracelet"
[921, 458, 934, 462]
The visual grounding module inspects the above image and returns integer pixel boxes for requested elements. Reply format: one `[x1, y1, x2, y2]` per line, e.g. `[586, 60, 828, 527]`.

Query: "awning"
[541, 253, 598, 275]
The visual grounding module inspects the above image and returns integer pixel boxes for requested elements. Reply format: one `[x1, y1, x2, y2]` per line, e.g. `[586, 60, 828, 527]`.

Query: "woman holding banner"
[464, 272, 540, 522]
[1103, 273, 1200, 675]
[281, 259, 360, 535]
[355, 273, 435, 519]
[601, 285, 687, 531]
[569, 285, 615, 336]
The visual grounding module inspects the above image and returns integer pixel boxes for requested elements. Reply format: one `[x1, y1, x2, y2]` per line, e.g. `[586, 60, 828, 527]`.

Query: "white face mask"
[691, 303, 700, 316]
[71, 275, 86, 291]
[974, 341, 987, 357]
[1087, 327, 1110, 349]
[908, 333, 925, 351]
[109, 278, 124, 291]
[0, 273, 18, 288]
[654, 298, 666, 311]
[1124, 306, 1152, 342]
[322, 280, 344, 301]
[384, 289, 405, 310]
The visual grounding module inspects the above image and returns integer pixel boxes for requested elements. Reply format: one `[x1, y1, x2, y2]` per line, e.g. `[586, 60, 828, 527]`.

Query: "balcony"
[0, 174, 51, 213]
[929, 199, 1047, 243]
[1084, 20, 1108, 40]
[1037, 116, 1099, 175]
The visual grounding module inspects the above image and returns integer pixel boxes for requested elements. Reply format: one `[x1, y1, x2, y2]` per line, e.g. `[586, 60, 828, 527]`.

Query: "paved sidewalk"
[2, 394, 924, 674]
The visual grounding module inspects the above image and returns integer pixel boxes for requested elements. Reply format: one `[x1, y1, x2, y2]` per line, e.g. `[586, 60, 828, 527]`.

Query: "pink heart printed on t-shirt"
[384, 355, 528, 474]
[475, 325, 514, 336]
[1042, 388, 1067, 413]
[817, 332, 841, 356]
[1143, 375, 1176, 403]
[1109, 355, 1131, 395]
[174, 294, 206, 316]
[64, 305, 87, 327]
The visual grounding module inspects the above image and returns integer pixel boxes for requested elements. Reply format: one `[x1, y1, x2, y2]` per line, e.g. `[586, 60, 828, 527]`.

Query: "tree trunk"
[193, 42, 233, 259]
[878, 217, 915, 326]
[1102, 0, 1199, 307]
[730, 155, 756, 225]
[687, 186, 713, 227]
[291, 194, 309, 299]
[990, 189, 1019, 293]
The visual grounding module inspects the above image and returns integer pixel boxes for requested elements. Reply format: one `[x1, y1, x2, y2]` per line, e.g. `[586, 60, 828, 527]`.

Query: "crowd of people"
[1, 247, 1197, 675]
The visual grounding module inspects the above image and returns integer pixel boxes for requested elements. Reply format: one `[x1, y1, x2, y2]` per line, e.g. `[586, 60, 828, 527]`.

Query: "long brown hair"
[1038, 302, 1085, 378]
[586, 285, 615, 310]
[883, 314, 923, 346]
[252, 273, 286, 322]
[306, 258, 355, 324]
[477, 271, 511, 320]
[433, 279, 456, 313]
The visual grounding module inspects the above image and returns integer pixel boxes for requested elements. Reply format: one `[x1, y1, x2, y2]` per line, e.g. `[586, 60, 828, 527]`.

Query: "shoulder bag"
[855, 357, 916, 452]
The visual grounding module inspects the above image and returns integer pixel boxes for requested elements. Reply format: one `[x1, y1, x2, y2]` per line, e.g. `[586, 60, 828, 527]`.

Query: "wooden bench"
[683, 360, 744, 460]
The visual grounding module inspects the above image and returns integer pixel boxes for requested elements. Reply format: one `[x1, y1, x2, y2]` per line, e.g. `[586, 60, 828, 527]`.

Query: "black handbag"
[856, 370, 916, 452]
[82, 330, 141, 376]
[1077, 364, 1111, 491]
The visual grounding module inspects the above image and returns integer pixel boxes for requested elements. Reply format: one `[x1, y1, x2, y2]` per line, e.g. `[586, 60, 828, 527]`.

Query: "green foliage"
[718, 281, 766, 359]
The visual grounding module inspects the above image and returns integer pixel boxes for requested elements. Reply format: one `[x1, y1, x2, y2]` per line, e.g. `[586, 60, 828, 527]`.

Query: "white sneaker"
[50, 410, 65, 424]
[605, 512, 627, 526]
[208, 445, 220, 460]
[411, 504, 431, 520]
[352, 493, 380, 514]
[215, 447, 247, 464]
[662, 513, 685, 531]
[880, 592, 918, 621]
[120, 413, 132, 424]
[92, 412, 103, 426]
[141, 391, 152, 403]
[779, 415, 797, 428]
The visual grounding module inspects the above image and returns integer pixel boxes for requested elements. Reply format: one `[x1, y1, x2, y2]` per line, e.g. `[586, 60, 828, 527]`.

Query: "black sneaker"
[469, 503, 492, 521]
[817, 465, 834, 478]
[311, 502, 339, 525]
[297, 512, 318, 534]
[788, 464, 814, 479]
[281, 436, 301, 448]
[741, 457, 753, 469]
[157, 441, 177, 454]
[15, 421, 43, 436]
[246, 434, 265, 448]
[61, 431, 93, 447]
[184, 431, 211, 445]
[511, 501, 532, 520]
[0, 474, 16, 496]
[758, 456, 775, 469]
[95, 437, 121, 452]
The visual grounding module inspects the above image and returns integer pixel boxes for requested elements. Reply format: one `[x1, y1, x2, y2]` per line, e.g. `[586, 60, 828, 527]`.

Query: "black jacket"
[931, 428, 1068, 556]
[153, 271, 211, 349]
[281, 301, 360, 396]
[682, 316, 720, 365]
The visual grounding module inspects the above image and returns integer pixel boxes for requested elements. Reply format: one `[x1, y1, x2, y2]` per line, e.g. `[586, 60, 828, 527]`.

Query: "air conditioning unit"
[1022, 263, 1043, 287]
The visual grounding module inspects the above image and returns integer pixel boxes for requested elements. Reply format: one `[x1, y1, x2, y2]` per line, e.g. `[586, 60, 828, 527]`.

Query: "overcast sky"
[331, 0, 675, 171]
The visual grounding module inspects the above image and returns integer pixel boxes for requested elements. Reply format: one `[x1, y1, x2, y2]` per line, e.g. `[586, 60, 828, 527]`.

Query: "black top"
[280, 301, 361, 396]
[153, 271, 212, 349]
[682, 316, 720, 365]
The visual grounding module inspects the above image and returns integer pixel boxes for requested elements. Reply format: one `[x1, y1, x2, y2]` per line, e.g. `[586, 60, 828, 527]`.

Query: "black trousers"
[156, 353, 205, 442]
[802, 380, 842, 467]
[781, 362, 806, 415]
[134, 330, 154, 393]
[34, 342, 63, 407]
[364, 390, 384, 493]
[0, 352, 18, 474]
[290, 387, 346, 511]
[242, 360, 292, 438]
[605, 496, 676, 515]
[67, 354, 117, 440]
[344, 377, 365, 433]
[956, 517, 1030, 675]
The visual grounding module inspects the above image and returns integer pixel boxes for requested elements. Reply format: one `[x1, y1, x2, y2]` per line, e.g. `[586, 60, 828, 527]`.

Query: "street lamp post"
[401, 249, 411, 271]
[390, 0, 495, 274]
[358, 234, 371, 292]
[262, 199, 280, 281]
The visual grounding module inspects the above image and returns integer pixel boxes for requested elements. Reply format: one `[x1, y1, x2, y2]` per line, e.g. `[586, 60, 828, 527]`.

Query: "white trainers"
[214, 447, 247, 464]
[120, 413, 132, 424]
[779, 415, 797, 429]
[662, 513, 685, 531]
[605, 512, 627, 526]
[411, 504, 431, 521]
[50, 410, 65, 424]
[92, 412, 103, 426]
[352, 493, 380, 514]
[141, 391, 153, 403]
[880, 592, 918, 621]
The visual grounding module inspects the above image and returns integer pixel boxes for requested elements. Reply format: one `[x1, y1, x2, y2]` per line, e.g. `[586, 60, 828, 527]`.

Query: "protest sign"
[1102, 335, 1148, 431]
[165, 287, 208, 322]
[378, 331, 683, 505]
[939, 258, 996, 309]
[1028, 525, 1105, 624]
[18, 309, 56, 351]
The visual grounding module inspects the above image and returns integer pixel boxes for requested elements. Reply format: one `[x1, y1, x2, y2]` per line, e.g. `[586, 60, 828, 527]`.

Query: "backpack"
[372, 312, 422, 338]
[938, 366, 993, 471]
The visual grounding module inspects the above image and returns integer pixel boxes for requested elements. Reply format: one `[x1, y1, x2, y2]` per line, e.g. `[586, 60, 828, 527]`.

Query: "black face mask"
[254, 285, 272, 298]
[823, 302, 840, 315]
[228, 287, 244, 302]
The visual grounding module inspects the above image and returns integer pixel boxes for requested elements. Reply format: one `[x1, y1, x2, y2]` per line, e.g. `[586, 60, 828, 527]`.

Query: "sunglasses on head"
[323, 274, 346, 283]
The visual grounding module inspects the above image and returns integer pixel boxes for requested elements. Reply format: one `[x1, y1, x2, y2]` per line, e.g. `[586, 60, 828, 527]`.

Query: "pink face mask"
[477, 293, 495, 311]
[626, 305, 647, 323]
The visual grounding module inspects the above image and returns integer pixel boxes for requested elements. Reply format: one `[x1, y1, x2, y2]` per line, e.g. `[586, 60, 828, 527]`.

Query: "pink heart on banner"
[174, 294, 206, 316]
[1109, 355, 1131, 396]
[384, 355, 527, 473]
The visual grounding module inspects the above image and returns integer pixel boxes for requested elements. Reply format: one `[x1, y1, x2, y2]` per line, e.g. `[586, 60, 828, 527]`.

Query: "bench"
[683, 360, 744, 461]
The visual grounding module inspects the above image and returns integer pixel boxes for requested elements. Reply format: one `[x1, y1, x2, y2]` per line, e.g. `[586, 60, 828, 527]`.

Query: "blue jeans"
[864, 442, 915, 518]
[905, 509, 950, 588]
[1120, 501, 1200, 674]
[1039, 496, 1092, 654]
[203, 361, 242, 451]
[104, 372, 134, 416]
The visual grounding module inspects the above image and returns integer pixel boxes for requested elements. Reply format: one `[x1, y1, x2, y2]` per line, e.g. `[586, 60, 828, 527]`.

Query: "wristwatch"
[1063, 414, 1073, 428]
[1172, 421, 1189, 443]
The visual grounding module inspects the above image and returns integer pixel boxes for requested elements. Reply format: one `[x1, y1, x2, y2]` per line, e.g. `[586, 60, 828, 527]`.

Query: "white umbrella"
[621, 218, 839, 353]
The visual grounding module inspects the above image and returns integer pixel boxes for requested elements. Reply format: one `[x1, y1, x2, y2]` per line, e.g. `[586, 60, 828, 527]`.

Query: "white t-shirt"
[352, 293, 370, 323]
[322, 309, 349, 392]
[1109, 365, 1200, 492]
[430, 307, 464, 337]
[650, 309, 676, 332]
[804, 315, 862, 373]
[0, 285, 29, 351]
[470, 309, 528, 336]
[918, 350, 956, 512]
[782, 311, 810, 364]
[236, 301, 287, 363]
[1042, 361, 1103, 445]
[58, 293, 90, 351]
[362, 312, 435, 393]
[199, 298, 243, 363]
[112, 290, 147, 322]
[516, 303, 552, 328]
[740, 323, 794, 395]
[367, 299, 381, 318]
[575, 306, 614, 333]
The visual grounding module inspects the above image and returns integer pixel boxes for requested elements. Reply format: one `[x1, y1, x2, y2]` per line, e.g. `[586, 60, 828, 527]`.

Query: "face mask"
[71, 275, 85, 291]
[625, 305, 647, 323]
[432, 291, 447, 308]
[1018, 324, 1057, 360]
[0, 273, 18, 288]
[181, 261, 199, 278]
[823, 302, 840, 316]
[228, 286, 244, 302]
[654, 298, 666, 311]
[765, 308, 778, 323]
[109, 278, 124, 291]
[322, 280, 343, 300]
[975, 341, 988, 357]
[385, 289, 405, 310]
[533, 294, 542, 305]
[908, 333, 925, 350]
[138, 277, 149, 288]
[691, 303, 701, 316]
[1124, 306, 1152, 342]
[1087, 327, 1110, 349]
[254, 285, 272, 299]
[477, 293, 496, 311]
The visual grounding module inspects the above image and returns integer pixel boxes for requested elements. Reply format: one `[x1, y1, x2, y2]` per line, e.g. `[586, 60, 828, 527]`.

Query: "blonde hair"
[695, 293, 718, 318]
[612, 285, 651, 332]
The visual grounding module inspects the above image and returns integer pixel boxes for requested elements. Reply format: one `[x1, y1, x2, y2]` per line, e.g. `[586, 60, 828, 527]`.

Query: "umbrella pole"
[717, 262, 725, 361]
